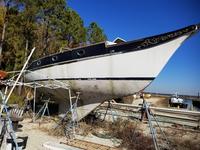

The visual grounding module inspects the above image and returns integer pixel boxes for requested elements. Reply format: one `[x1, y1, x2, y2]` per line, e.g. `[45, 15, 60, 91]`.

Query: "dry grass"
[38, 117, 67, 137]
[78, 121, 95, 136]
[78, 119, 154, 150]
[110, 120, 153, 150]
[40, 126, 66, 137]
[165, 128, 200, 150]
[37, 115, 200, 150]
[79, 118, 200, 150]
[154, 97, 169, 107]
[170, 138, 200, 150]
[106, 120, 154, 150]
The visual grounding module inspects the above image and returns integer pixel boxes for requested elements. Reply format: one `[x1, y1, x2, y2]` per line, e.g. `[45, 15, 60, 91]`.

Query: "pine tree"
[0, 3, 7, 69]
[60, 9, 86, 48]
[35, 0, 67, 55]
[19, 0, 38, 61]
[0, 0, 23, 70]
[0, 1, 107, 71]
[87, 22, 107, 44]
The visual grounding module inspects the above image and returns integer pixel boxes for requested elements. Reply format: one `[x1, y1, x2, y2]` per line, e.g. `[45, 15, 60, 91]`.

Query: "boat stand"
[68, 91, 80, 138]
[141, 95, 170, 150]
[54, 90, 80, 138]
[35, 98, 51, 122]
[102, 100, 117, 122]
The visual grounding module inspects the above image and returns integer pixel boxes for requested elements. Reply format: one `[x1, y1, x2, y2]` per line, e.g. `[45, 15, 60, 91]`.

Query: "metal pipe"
[104, 102, 200, 115]
[145, 101, 159, 150]
[3, 47, 35, 107]
[33, 84, 36, 122]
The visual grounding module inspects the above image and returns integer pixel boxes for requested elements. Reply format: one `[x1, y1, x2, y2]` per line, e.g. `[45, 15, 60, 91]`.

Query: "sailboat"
[25, 23, 200, 120]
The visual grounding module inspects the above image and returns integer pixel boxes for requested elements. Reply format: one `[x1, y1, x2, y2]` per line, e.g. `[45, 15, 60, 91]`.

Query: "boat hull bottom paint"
[34, 79, 152, 120]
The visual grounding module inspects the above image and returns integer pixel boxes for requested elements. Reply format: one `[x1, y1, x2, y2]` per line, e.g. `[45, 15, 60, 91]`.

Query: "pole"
[68, 89, 73, 112]
[0, 47, 35, 113]
[144, 100, 159, 150]
[33, 84, 36, 122]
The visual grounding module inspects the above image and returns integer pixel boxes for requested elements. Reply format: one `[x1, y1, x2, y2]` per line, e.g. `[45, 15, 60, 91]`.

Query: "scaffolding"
[0, 88, 19, 149]
[0, 47, 35, 149]
[0, 47, 81, 149]
[0, 70, 80, 134]
[0, 69, 79, 118]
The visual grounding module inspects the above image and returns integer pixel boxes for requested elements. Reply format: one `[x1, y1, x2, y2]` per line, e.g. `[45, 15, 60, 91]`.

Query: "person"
[140, 94, 151, 121]
[23, 90, 34, 114]
[26, 90, 34, 101]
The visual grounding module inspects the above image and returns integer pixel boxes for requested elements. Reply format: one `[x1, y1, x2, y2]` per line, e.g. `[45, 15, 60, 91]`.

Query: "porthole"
[76, 49, 85, 56]
[37, 60, 41, 65]
[52, 56, 58, 61]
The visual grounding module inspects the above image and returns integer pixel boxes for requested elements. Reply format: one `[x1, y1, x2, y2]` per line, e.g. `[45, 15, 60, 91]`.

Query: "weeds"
[107, 119, 153, 150]
[39, 115, 200, 150]
[166, 128, 200, 150]
[78, 119, 154, 150]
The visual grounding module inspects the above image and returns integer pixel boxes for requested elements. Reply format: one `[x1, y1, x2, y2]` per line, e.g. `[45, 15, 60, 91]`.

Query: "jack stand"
[35, 98, 50, 122]
[102, 100, 117, 122]
[141, 95, 170, 150]
[67, 91, 80, 138]
[23, 99, 33, 118]
[54, 91, 80, 139]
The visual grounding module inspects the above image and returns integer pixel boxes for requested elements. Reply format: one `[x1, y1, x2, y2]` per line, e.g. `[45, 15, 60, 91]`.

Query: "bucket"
[6, 138, 24, 150]
[12, 121, 19, 131]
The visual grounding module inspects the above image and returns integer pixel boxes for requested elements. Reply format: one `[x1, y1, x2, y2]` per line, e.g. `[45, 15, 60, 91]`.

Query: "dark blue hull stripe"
[29, 77, 155, 82]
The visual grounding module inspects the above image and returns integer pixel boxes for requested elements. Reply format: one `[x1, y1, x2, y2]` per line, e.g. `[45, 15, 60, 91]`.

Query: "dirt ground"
[3, 97, 199, 150]
[12, 118, 121, 150]
[16, 118, 64, 150]
[11, 117, 199, 150]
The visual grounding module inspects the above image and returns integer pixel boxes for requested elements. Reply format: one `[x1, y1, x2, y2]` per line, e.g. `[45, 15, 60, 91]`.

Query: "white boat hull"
[25, 23, 200, 120]
[34, 79, 152, 120]
[27, 35, 188, 81]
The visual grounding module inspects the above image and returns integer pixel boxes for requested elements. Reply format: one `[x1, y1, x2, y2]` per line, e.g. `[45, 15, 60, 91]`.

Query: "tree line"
[0, 0, 107, 71]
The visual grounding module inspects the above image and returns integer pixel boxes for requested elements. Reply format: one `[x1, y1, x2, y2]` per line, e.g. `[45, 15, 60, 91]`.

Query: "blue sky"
[68, 0, 200, 96]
